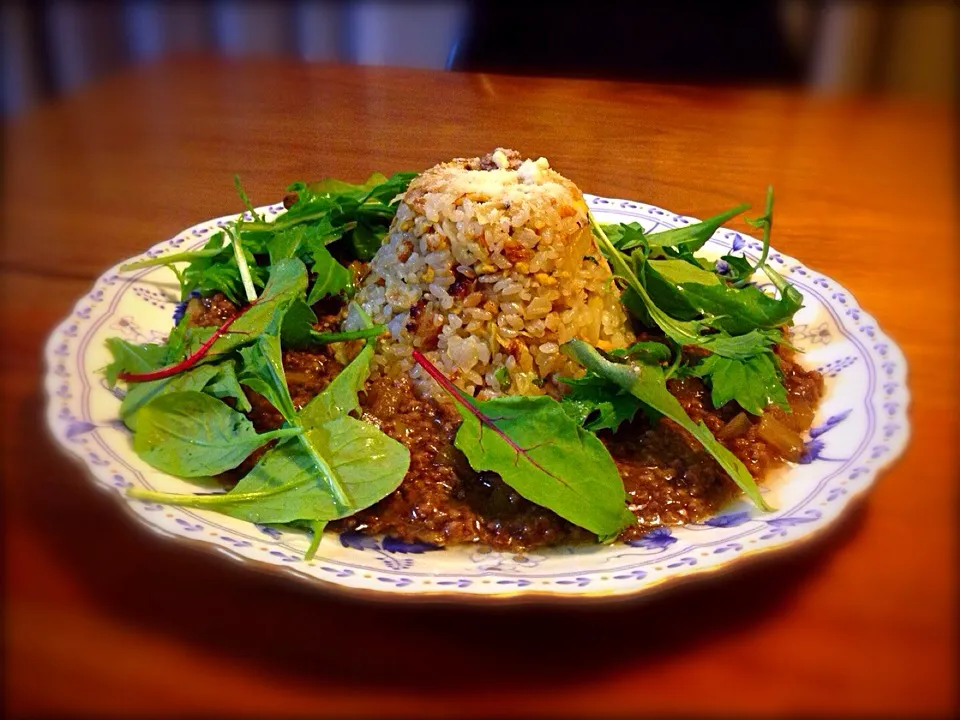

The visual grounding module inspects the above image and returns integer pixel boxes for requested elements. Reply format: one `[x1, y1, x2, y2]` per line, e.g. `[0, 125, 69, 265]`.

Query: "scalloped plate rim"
[42, 192, 911, 602]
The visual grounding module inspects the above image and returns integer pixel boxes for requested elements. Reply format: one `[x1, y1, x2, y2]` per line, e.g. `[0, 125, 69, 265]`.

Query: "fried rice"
[356, 148, 634, 399]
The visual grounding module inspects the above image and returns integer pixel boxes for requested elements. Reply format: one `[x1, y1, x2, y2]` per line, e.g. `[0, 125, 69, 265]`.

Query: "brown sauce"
[191, 293, 823, 550]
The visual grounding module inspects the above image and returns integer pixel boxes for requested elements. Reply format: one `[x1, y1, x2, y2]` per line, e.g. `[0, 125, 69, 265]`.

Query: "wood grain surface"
[2, 56, 956, 718]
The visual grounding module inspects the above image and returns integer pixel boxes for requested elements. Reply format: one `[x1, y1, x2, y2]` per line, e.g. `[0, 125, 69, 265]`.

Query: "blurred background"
[2, 0, 955, 117]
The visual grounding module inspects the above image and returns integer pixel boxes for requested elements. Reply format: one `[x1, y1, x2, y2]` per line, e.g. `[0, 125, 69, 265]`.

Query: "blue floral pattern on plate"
[42, 195, 911, 600]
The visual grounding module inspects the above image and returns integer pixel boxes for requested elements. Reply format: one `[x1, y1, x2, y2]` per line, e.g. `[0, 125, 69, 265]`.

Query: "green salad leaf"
[131, 391, 301, 477]
[697, 328, 783, 359]
[599, 221, 647, 252]
[129, 334, 409, 525]
[562, 340, 772, 511]
[413, 351, 635, 540]
[560, 374, 642, 432]
[121, 170, 413, 303]
[103, 338, 167, 387]
[115, 166, 809, 554]
[676, 281, 800, 335]
[644, 203, 750, 253]
[299, 332, 373, 425]
[206, 258, 308, 357]
[238, 335, 297, 421]
[279, 298, 321, 348]
[456, 394, 635, 539]
[242, 171, 417, 262]
[120, 360, 249, 431]
[180, 231, 269, 304]
[689, 353, 789, 416]
[208, 416, 409, 524]
[305, 242, 353, 305]
[127, 302, 411, 537]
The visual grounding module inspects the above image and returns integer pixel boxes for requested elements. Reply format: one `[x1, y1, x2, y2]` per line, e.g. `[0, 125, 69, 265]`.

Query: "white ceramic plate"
[44, 194, 910, 601]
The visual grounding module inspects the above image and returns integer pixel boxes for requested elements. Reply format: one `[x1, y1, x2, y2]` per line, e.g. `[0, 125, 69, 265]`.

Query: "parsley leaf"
[560, 374, 642, 432]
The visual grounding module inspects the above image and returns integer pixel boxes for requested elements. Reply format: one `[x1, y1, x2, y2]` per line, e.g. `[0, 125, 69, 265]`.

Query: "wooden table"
[3, 56, 956, 718]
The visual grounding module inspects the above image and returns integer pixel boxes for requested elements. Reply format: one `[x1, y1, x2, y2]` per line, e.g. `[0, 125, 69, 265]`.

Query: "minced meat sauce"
[188, 292, 823, 550]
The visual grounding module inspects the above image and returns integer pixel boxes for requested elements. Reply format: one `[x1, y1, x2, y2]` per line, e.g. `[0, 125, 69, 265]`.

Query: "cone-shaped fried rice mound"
[357, 148, 634, 399]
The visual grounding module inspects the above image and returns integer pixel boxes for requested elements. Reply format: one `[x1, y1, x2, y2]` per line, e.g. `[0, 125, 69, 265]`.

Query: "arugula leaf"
[562, 340, 771, 511]
[690, 353, 789, 416]
[132, 392, 300, 477]
[305, 242, 352, 305]
[265, 224, 353, 304]
[413, 350, 635, 539]
[590, 214, 708, 346]
[357, 171, 417, 204]
[596, 201, 793, 366]
[561, 340, 673, 431]
[599, 221, 647, 252]
[643, 258, 721, 321]
[123, 170, 413, 313]
[103, 339, 167, 387]
[675, 282, 801, 335]
[756, 263, 804, 321]
[717, 253, 753, 283]
[648, 258, 721, 286]
[267, 225, 307, 265]
[349, 218, 388, 260]
[279, 298, 319, 348]
[644, 203, 750, 253]
[176, 231, 269, 304]
[246, 171, 414, 238]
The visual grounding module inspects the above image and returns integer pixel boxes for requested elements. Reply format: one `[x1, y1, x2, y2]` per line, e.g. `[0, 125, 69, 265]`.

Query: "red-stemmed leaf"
[412, 351, 635, 540]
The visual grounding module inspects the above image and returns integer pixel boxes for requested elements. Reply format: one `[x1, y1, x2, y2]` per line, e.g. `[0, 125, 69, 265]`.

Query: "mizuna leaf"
[689, 353, 789, 416]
